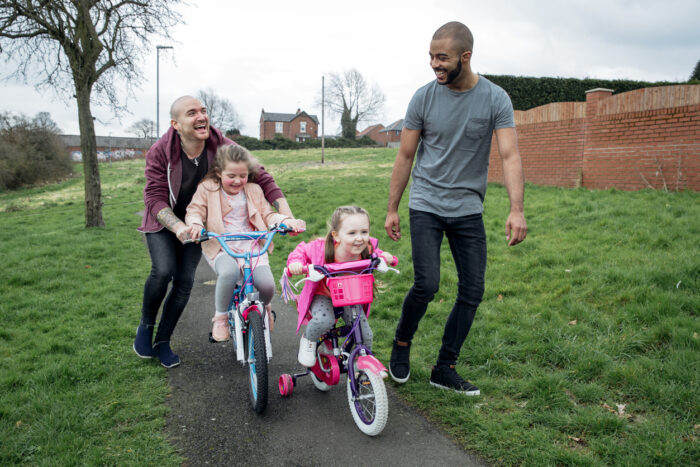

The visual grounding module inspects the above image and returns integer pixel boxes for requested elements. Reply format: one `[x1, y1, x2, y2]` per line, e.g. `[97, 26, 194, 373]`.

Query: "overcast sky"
[1, 0, 698, 138]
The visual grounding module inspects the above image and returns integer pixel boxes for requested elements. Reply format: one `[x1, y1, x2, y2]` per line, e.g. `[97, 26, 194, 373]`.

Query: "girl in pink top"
[287, 206, 394, 367]
[186, 145, 305, 341]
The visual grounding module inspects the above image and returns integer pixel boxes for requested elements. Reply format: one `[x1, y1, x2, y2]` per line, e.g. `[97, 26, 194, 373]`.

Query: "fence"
[488, 84, 700, 191]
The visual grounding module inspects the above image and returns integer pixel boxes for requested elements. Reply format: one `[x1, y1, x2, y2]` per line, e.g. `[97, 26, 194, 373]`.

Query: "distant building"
[379, 119, 403, 148]
[259, 108, 319, 142]
[356, 124, 385, 145]
[356, 120, 403, 147]
[60, 135, 155, 162]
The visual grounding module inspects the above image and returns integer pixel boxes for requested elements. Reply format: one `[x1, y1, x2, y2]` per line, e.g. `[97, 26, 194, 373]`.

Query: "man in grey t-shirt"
[384, 21, 527, 395]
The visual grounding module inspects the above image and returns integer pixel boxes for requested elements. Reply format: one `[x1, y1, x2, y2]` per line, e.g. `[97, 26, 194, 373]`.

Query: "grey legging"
[213, 255, 275, 314]
[304, 295, 373, 349]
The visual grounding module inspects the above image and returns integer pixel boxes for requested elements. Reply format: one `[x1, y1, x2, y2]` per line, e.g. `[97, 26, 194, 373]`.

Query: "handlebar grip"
[286, 265, 310, 276]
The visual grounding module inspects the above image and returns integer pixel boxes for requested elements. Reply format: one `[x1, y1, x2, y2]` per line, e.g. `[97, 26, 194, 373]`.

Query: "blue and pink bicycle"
[199, 224, 294, 414]
[278, 255, 399, 436]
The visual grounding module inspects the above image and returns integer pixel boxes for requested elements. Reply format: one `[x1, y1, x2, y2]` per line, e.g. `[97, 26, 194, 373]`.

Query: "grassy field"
[1, 148, 698, 465]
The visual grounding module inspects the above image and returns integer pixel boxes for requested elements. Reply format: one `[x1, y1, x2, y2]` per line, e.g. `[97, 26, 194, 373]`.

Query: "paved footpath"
[162, 259, 488, 466]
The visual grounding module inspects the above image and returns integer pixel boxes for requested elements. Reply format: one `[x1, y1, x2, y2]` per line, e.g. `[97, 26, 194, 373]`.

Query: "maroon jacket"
[138, 125, 284, 233]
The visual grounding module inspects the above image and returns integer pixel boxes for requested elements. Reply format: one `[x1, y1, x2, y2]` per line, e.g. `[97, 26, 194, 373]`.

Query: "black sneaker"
[429, 365, 480, 396]
[153, 341, 181, 369]
[389, 340, 411, 383]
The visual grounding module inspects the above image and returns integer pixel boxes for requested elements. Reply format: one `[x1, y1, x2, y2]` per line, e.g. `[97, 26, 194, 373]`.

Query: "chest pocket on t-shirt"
[465, 118, 490, 141]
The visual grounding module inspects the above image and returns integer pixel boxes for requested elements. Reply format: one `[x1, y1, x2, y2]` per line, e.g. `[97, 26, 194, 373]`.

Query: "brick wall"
[488, 84, 700, 191]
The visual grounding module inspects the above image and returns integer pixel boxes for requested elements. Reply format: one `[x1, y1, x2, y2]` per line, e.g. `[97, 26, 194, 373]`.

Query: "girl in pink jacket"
[186, 145, 305, 341]
[287, 206, 394, 367]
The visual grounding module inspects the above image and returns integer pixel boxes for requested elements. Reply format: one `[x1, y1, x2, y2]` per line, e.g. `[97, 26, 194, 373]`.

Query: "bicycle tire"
[346, 367, 388, 436]
[245, 308, 268, 414]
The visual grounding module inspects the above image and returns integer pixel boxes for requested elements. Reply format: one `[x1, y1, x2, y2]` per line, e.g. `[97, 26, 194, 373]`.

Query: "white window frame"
[275, 122, 283, 133]
[300, 121, 307, 133]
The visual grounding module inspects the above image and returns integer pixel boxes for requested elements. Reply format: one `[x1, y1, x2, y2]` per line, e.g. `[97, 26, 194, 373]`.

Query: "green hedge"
[228, 134, 379, 151]
[483, 75, 680, 110]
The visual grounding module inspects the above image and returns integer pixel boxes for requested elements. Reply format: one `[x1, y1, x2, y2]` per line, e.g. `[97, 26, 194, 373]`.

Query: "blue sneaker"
[153, 341, 181, 368]
[133, 324, 154, 358]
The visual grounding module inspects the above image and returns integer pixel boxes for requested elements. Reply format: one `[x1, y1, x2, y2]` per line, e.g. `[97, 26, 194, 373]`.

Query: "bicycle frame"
[202, 226, 285, 362]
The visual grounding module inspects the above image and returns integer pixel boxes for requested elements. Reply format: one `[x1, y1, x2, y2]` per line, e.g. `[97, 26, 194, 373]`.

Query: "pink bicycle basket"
[327, 273, 374, 306]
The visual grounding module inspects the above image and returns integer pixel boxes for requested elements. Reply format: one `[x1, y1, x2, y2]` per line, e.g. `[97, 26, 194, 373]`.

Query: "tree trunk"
[340, 106, 357, 139]
[76, 87, 105, 227]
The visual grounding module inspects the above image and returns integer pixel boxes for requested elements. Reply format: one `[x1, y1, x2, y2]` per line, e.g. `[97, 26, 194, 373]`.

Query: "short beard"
[438, 59, 462, 86]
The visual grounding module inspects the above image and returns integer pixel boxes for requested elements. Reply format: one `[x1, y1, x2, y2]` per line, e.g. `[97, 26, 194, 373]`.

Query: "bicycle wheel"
[346, 367, 388, 436]
[245, 308, 268, 414]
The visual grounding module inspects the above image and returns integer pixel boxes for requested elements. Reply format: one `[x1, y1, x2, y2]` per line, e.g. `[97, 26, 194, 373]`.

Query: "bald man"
[134, 96, 292, 368]
[385, 22, 527, 394]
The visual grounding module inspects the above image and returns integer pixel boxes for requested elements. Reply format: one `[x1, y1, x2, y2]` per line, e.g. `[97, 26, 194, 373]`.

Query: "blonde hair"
[324, 206, 371, 263]
[202, 144, 259, 189]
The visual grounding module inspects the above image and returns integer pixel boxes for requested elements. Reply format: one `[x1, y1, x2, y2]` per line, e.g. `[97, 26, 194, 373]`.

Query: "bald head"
[433, 21, 473, 54]
[170, 95, 203, 120]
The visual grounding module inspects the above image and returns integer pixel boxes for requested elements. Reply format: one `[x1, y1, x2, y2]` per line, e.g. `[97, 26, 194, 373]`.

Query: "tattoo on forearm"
[272, 200, 280, 211]
[156, 207, 182, 230]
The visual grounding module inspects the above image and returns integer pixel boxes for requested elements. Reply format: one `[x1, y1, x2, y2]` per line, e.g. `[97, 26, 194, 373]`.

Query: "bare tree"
[32, 112, 61, 134]
[197, 88, 243, 133]
[324, 69, 385, 138]
[0, 1, 182, 227]
[127, 118, 155, 139]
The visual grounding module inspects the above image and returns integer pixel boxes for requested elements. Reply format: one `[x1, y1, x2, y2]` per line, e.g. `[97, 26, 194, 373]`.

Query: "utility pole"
[156, 45, 173, 139]
[321, 75, 325, 164]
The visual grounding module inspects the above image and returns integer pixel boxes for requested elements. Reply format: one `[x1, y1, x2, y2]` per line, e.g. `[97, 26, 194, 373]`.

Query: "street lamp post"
[156, 45, 173, 138]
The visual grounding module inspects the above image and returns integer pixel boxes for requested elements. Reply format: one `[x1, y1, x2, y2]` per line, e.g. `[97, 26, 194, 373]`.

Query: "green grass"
[1, 148, 698, 465]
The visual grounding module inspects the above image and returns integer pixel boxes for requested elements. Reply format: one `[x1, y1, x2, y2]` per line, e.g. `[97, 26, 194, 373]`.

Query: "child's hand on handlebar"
[380, 251, 395, 265]
[187, 223, 203, 242]
[285, 218, 306, 236]
[288, 261, 304, 275]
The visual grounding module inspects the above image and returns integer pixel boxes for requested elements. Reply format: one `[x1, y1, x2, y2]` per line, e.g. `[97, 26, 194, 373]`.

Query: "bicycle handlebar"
[200, 224, 298, 259]
[286, 255, 399, 277]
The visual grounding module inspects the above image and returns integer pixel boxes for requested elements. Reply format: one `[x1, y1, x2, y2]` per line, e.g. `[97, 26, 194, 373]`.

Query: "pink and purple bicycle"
[278, 255, 399, 436]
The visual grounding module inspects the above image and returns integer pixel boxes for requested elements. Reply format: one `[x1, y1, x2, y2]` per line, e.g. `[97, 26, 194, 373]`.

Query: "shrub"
[0, 113, 73, 191]
[231, 134, 380, 151]
[483, 75, 680, 110]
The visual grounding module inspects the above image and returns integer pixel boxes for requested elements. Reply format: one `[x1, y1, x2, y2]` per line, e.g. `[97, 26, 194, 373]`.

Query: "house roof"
[357, 124, 384, 137]
[261, 110, 319, 125]
[379, 119, 404, 133]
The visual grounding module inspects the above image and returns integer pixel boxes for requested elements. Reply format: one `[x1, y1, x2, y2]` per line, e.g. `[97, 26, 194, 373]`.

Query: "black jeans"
[395, 209, 487, 367]
[140, 228, 202, 344]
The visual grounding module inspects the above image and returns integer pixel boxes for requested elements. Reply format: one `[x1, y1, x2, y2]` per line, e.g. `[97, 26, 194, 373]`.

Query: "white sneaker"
[298, 336, 317, 367]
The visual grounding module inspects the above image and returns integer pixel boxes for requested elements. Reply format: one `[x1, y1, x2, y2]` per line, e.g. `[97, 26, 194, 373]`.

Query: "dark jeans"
[140, 228, 202, 344]
[395, 209, 487, 367]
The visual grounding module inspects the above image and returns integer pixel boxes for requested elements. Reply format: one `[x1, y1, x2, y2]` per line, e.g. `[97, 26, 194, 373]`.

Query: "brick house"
[356, 123, 385, 145]
[259, 108, 319, 142]
[378, 119, 403, 147]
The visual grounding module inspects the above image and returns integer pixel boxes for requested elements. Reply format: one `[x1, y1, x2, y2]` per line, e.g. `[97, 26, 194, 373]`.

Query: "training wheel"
[278, 373, 294, 396]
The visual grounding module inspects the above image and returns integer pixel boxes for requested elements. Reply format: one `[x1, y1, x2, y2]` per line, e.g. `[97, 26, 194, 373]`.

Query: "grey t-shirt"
[404, 75, 514, 217]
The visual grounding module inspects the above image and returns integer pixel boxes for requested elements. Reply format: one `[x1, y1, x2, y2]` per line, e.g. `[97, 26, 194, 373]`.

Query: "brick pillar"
[585, 88, 614, 119]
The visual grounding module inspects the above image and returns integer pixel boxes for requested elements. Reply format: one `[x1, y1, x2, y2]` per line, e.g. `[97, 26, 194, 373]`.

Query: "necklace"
[182, 143, 204, 166]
